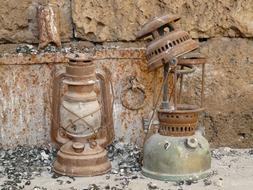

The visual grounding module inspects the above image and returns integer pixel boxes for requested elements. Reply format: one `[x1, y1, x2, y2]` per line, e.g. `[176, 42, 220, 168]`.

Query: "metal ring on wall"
[121, 76, 146, 110]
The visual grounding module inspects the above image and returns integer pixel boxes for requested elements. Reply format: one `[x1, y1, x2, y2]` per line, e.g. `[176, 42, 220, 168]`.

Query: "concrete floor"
[1, 148, 252, 190]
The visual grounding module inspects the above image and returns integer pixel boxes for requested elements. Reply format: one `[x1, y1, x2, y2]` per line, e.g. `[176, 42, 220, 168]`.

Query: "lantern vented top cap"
[66, 53, 93, 62]
[136, 14, 181, 39]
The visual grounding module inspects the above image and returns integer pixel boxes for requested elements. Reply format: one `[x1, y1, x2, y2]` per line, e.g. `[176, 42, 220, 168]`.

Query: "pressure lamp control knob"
[186, 137, 198, 149]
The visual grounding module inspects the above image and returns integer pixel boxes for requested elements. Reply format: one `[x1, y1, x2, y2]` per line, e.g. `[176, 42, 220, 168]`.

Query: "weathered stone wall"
[188, 38, 253, 148]
[72, 0, 253, 41]
[0, 0, 72, 43]
[0, 0, 252, 43]
[0, 0, 252, 148]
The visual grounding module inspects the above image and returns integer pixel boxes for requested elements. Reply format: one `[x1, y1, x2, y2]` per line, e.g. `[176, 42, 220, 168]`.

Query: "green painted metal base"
[142, 168, 212, 181]
[142, 131, 211, 181]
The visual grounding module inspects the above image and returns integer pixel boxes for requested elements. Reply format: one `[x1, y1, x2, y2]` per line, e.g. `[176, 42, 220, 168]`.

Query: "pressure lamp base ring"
[141, 133, 211, 181]
[142, 168, 212, 181]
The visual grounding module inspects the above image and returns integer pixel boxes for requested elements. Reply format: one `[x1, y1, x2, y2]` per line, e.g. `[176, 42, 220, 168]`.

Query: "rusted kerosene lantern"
[137, 14, 211, 181]
[52, 53, 114, 176]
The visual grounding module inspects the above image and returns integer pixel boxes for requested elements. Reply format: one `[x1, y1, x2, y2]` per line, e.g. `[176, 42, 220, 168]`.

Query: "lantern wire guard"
[52, 53, 113, 176]
[137, 14, 211, 181]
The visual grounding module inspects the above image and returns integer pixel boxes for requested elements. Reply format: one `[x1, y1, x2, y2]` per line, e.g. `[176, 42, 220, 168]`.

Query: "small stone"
[61, 47, 72, 54]
[147, 182, 158, 189]
[0, 151, 6, 159]
[213, 178, 223, 187]
[223, 147, 232, 154]
[44, 45, 57, 53]
[119, 168, 125, 173]
[111, 169, 118, 174]
[174, 181, 184, 186]
[131, 175, 138, 179]
[40, 151, 49, 160]
[52, 173, 60, 179]
[88, 184, 100, 190]
[204, 179, 212, 186]
[56, 179, 64, 185]
[0, 145, 57, 189]
[25, 180, 31, 186]
[16, 45, 38, 54]
[185, 180, 192, 185]
[69, 176, 76, 181]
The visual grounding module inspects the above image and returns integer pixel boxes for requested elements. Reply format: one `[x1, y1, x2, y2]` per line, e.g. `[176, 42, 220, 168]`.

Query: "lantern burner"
[158, 104, 204, 137]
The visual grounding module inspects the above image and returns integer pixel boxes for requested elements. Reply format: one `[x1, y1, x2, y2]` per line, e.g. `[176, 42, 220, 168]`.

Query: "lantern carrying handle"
[96, 67, 115, 146]
[51, 71, 67, 146]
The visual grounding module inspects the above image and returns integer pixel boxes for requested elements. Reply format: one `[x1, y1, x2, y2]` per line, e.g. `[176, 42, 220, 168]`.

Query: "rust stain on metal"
[136, 14, 198, 71]
[96, 65, 115, 146]
[158, 104, 204, 137]
[95, 48, 146, 60]
[94, 53, 152, 145]
[136, 14, 207, 138]
[54, 141, 111, 176]
[0, 53, 68, 65]
[0, 48, 156, 148]
[52, 53, 115, 148]
[53, 54, 112, 176]
[0, 64, 53, 147]
[121, 75, 146, 110]
[138, 14, 211, 181]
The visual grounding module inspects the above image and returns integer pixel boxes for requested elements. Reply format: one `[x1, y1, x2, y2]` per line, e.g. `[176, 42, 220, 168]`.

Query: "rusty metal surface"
[52, 54, 112, 176]
[96, 67, 115, 146]
[137, 14, 198, 71]
[146, 31, 198, 71]
[139, 15, 211, 181]
[52, 54, 115, 148]
[53, 141, 111, 176]
[137, 15, 201, 138]
[0, 53, 68, 65]
[0, 64, 54, 147]
[94, 49, 155, 146]
[53, 55, 101, 144]
[138, 15, 208, 135]
[178, 52, 207, 65]
[136, 14, 181, 39]
[158, 104, 204, 137]
[0, 47, 207, 149]
[121, 76, 146, 110]
[0, 49, 152, 148]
